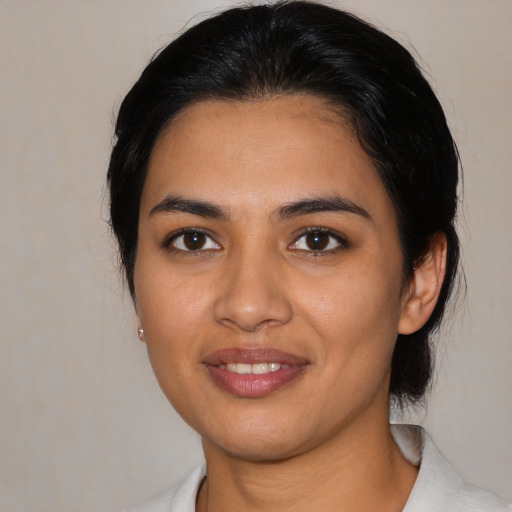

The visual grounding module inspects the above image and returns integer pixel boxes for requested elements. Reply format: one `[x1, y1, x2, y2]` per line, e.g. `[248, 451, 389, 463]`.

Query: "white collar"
[162, 424, 510, 512]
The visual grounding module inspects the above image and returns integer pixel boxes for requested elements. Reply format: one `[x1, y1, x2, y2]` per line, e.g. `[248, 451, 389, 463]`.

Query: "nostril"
[212, 285, 293, 332]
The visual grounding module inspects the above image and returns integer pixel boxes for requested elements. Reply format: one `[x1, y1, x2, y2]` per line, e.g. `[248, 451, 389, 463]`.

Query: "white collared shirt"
[122, 425, 511, 512]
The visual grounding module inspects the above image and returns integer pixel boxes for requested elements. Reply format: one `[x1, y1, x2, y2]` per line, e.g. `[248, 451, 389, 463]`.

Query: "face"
[134, 96, 409, 460]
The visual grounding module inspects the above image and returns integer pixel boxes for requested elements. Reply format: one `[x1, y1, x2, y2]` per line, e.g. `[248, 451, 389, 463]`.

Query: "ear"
[398, 233, 447, 335]
[134, 298, 145, 343]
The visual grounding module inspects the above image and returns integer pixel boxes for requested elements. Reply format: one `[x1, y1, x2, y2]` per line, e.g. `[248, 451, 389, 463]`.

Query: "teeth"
[228, 363, 251, 374]
[221, 362, 285, 374]
[252, 363, 270, 374]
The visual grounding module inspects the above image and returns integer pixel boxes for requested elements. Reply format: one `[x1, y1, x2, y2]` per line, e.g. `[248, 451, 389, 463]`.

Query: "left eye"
[169, 230, 221, 252]
[290, 230, 344, 252]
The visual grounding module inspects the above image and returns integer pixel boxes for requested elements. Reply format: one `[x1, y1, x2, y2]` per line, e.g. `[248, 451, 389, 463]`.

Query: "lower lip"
[205, 365, 307, 398]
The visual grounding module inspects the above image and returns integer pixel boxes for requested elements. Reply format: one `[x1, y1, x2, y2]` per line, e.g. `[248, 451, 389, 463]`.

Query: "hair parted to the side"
[108, 1, 461, 406]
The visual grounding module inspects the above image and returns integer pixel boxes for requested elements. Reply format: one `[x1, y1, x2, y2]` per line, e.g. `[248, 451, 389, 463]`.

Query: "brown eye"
[290, 229, 345, 253]
[305, 232, 330, 251]
[170, 230, 221, 252]
[183, 232, 206, 250]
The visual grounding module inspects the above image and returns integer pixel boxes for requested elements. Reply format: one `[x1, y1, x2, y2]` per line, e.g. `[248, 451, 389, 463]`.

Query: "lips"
[203, 348, 308, 398]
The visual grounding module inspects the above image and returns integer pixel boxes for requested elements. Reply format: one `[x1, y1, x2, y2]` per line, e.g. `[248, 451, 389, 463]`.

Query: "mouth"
[203, 348, 308, 398]
[219, 362, 290, 374]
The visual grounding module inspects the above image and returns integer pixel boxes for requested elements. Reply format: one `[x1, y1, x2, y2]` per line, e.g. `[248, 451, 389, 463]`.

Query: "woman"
[108, 2, 511, 511]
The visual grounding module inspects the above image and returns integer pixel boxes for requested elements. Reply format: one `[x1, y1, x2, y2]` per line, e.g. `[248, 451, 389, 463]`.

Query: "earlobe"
[398, 233, 447, 335]
[134, 297, 145, 343]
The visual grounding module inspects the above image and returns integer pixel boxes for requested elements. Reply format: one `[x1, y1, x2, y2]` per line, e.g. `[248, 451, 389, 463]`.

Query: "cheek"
[315, 265, 401, 318]
[136, 258, 211, 329]
[135, 272, 214, 420]
[296, 257, 404, 361]
[134, 262, 214, 375]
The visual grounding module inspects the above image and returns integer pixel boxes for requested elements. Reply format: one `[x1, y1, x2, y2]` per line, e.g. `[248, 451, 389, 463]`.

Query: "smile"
[219, 362, 289, 374]
[203, 348, 308, 398]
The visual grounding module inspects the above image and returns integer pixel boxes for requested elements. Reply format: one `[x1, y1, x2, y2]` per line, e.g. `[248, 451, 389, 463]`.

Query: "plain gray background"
[1, 1, 510, 510]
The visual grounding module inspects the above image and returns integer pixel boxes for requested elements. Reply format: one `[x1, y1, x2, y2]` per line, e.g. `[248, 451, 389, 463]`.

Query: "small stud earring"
[137, 328, 144, 341]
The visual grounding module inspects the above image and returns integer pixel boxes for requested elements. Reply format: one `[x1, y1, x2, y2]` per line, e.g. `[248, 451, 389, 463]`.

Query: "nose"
[213, 249, 294, 332]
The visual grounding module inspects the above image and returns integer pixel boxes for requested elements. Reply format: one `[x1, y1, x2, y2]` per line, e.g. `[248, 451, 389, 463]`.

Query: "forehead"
[143, 95, 392, 220]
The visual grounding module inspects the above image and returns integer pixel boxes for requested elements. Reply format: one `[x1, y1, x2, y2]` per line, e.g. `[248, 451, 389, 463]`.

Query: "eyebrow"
[149, 195, 228, 220]
[276, 196, 371, 222]
[149, 194, 370, 222]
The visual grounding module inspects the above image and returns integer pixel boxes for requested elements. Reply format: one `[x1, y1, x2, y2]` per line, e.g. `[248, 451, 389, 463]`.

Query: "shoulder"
[120, 465, 206, 512]
[458, 484, 512, 512]
[392, 424, 512, 512]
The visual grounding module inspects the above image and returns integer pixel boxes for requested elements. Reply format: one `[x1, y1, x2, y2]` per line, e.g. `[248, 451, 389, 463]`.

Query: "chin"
[196, 410, 322, 462]
[206, 432, 307, 462]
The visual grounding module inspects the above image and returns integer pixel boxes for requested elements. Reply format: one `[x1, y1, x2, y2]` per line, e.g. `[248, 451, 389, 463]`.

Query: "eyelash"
[163, 228, 220, 254]
[289, 227, 348, 255]
[162, 227, 348, 255]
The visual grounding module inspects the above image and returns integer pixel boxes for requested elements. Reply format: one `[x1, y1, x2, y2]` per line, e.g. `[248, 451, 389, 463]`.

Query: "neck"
[197, 410, 417, 512]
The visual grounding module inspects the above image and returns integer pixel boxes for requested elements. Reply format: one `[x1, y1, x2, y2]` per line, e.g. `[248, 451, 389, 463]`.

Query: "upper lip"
[203, 347, 309, 366]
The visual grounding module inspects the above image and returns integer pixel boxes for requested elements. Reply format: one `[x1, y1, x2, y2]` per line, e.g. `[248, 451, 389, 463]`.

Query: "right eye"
[168, 229, 221, 252]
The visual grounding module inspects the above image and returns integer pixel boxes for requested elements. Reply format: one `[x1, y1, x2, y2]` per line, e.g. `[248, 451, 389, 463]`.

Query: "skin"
[134, 95, 446, 512]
